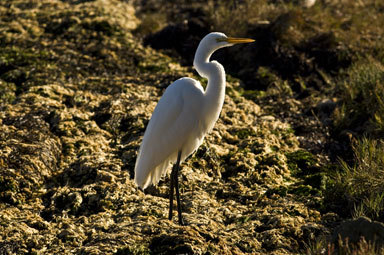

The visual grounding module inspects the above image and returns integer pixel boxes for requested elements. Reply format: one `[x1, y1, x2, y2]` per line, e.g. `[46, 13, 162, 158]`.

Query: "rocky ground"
[0, 0, 383, 254]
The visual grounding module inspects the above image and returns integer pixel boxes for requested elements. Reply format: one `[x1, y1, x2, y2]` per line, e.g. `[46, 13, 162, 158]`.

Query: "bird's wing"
[134, 78, 204, 189]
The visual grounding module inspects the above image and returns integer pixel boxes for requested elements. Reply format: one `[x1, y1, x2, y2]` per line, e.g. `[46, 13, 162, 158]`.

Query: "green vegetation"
[206, 0, 384, 230]
[325, 138, 384, 221]
[334, 58, 384, 136]
[0, 46, 51, 97]
[1, 0, 384, 253]
[285, 150, 327, 198]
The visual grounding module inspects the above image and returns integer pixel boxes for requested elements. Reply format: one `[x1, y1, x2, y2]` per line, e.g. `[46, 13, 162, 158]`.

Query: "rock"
[331, 217, 384, 247]
[316, 98, 337, 115]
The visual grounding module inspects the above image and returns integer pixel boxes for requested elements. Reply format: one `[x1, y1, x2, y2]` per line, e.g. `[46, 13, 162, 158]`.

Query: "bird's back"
[134, 77, 205, 189]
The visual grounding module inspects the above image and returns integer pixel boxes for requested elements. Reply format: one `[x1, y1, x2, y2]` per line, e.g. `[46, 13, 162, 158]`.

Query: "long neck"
[193, 44, 226, 125]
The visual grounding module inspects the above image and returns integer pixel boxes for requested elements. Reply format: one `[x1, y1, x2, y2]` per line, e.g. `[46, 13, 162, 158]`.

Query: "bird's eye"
[216, 38, 228, 43]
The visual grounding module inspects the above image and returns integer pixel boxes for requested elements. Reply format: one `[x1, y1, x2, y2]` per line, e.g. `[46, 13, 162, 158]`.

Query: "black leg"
[168, 151, 183, 225]
[174, 151, 184, 225]
[168, 163, 176, 220]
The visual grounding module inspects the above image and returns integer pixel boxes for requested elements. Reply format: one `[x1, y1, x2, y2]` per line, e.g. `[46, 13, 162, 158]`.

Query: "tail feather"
[134, 152, 175, 190]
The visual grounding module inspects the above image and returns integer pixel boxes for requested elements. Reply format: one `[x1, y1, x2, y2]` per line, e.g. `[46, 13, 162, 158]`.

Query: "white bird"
[302, 0, 316, 8]
[134, 32, 254, 225]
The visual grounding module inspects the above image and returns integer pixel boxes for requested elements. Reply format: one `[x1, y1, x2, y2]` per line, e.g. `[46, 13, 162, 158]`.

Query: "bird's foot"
[178, 217, 187, 226]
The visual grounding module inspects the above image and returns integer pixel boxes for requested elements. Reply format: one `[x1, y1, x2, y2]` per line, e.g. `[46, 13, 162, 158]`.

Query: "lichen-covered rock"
[0, 0, 331, 254]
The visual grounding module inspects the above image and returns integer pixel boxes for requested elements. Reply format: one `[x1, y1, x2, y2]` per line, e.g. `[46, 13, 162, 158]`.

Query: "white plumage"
[134, 78, 206, 189]
[134, 32, 254, 192]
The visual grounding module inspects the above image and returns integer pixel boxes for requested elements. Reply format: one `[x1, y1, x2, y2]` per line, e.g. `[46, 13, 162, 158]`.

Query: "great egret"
[302, 0, 316, 8]
[134, 32, 254, 225]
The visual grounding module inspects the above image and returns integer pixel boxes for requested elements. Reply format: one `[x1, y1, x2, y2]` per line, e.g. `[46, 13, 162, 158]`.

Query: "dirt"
[0, 0, 371, 254]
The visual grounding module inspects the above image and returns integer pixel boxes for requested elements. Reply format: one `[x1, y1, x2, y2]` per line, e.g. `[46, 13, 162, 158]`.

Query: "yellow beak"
[225, 37, 255, 44]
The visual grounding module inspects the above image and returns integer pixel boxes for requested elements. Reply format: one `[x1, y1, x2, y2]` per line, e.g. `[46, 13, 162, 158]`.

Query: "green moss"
[265, 186, 288, 197]
[260, 154, 282, 167]
[138, 63, 167, 73]
[256, 66, 282, 90]
[286, 150, 317, 177]
[234, 128, 256, 139]
[236, 87, 266, 100]
[237, 215, 251, 224]
[0, 80, 16, 104]
[305, 173, 327, 191]
[82, 19, 119, 36]
[0, 46, 53, 92]
[0, 46, 38, 67]
[290, 184, 316, 196]
[284, 150, 336, 199]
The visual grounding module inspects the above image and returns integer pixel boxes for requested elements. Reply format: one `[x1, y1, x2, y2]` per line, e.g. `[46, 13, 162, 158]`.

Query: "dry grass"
[333, 58, 384, 136]
[325, 138, 384, 221]
[341, 138, 384, 221]
[306, 236, 384, 255]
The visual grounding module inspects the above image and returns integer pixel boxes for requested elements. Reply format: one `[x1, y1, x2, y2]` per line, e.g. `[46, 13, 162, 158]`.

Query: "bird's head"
[202, 32, 255, 50]
[194, 32, 254, 76]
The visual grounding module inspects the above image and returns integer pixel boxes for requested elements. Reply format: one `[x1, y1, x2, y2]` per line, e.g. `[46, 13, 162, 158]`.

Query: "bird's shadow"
[143, 182, 169, 199]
